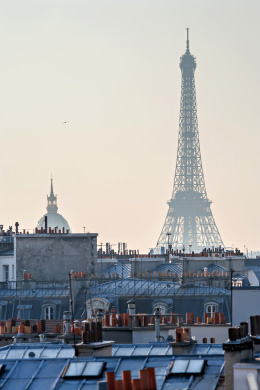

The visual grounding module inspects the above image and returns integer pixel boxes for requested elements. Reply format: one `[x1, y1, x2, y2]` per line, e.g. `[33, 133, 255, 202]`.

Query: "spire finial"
[50, 175, 54, 198]
[186, 27, 190, 52]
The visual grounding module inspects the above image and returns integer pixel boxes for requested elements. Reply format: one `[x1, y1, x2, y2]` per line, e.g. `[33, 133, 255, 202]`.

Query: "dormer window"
[44, 306, 54, 320]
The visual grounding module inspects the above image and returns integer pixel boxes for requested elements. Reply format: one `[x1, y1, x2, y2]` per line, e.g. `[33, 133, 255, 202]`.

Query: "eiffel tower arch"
[155, 30, 224, 254]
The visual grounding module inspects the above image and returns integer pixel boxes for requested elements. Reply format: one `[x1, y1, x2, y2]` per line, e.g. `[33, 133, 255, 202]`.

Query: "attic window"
[205, 304, 217, 317]
[171, 359, 205, 374]
[44, 306, 54, 320]
[232, 279, 243, 287]
[63, 361, 105, 378]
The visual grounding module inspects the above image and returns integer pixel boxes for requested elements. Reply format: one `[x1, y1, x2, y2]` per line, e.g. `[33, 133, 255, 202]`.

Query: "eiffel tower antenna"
[186, 27, 189, 52]
[155, 30, 224, 253]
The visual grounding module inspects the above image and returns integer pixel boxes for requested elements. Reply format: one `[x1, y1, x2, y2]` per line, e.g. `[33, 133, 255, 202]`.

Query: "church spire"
[47, 177, 58, 212]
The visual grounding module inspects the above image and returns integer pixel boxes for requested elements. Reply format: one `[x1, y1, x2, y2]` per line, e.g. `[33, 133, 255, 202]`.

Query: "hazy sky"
[0, 0, 259, 253]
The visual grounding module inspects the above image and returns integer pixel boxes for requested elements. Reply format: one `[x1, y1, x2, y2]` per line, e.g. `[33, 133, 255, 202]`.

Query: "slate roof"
[99, 264, 132, 279]
[89, 279, 230, 297]
[0, 344, 75, 360]
[151, 263, 183, 277]
[0, 343, 224, 390]
[99, 263, 183, 279]
[0, 287, 69, 298]
[199, 264, 227, 274]
[112, 343, 224, 357]
[90, 279, 180, 297]
[244, 259, 260, 267]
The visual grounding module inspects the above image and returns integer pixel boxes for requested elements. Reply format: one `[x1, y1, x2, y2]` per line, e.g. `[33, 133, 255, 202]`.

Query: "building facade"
[15, 232, 98, 281]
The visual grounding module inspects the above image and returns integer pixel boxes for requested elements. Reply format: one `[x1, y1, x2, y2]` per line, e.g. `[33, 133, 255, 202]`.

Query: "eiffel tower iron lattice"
[155, 30, 224, 254]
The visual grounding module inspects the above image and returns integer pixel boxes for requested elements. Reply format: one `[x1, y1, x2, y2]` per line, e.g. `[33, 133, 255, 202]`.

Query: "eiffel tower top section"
[180, 28, 196, 73]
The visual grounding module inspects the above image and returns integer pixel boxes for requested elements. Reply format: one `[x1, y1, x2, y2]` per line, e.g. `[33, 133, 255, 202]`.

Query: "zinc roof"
[151, 263, 183, 276]
[99, 264, 132, 279]
[89, 279, 229, 297]
[112, 343, 224, 357]
[0, 343, 224, 390]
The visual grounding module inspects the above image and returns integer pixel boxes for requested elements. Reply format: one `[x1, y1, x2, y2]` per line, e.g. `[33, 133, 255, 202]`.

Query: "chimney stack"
[127, 299, 136, 328]
[170, 327, 196, 354]
[223, 323, 253, 390]
[44, 216, 47, 233]
[250, 315, 260, 353]
[154, 307, 161, 342]
[63, 311, 71, 335]
[15, 222, 19, 234]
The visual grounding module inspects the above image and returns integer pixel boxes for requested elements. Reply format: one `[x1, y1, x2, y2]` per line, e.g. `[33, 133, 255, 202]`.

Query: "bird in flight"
[62, 121, 69, 124]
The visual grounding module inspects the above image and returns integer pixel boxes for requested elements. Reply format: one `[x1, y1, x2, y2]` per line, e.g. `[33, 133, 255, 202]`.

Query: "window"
[0, 305, 6, 321]
[85, 298, 109, 318]
[3, 266, 9, 282]
[45, 306, 54, 320]
[232, 280, 242, 287]
[171, 359, 205, 374]
[63, 361, 105, 378]
[12, 265, 14, 280]
[205, 304, 217, 317]
[17, 305, 32, 320]
[41, 303, 58, 320]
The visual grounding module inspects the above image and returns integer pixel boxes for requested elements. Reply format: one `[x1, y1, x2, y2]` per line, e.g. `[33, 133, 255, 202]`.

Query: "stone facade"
[15, 233, 98, 281]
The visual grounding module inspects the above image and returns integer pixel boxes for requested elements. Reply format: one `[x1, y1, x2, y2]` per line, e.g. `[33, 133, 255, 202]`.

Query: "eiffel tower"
[155, 30, 224, 253]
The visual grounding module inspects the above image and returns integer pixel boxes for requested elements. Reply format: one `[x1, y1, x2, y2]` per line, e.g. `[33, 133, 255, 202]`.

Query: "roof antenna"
[186, 27, 190, 53]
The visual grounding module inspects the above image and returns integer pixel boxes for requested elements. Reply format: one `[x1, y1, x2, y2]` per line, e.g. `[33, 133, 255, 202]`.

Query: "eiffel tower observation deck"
[155, 30, 224, 254]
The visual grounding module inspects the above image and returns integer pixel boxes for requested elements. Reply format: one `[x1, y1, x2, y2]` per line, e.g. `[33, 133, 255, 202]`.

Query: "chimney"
[223, 324, 253, 390]
[170, 327, 196, 354]
[96, 308, 103, 324]
[127, 299, 136, 328]
[63, 311, 71, 335]
[15, 222, 19, 234]
[250, 316, 260, 353]
[75, 314, 114, 357]
[154, 307, 161, 342]
[44, 216, 47, 233]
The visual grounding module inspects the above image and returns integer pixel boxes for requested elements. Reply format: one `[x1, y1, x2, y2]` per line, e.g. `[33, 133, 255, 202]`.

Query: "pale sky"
[0, 0, 259, 253]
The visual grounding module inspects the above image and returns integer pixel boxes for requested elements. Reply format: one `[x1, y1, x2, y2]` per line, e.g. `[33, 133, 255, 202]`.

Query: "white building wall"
[0, 255, 15, 283]
[247, 270, 259, 286]
[133, 325, 229, 344]
[233, 289, 260, 326]
[233, 365, 258, 390]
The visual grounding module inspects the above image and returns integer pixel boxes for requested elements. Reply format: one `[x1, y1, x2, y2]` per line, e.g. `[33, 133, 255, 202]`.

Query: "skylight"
[171, 359, 205, 375]
[63, 361, 105, 378]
